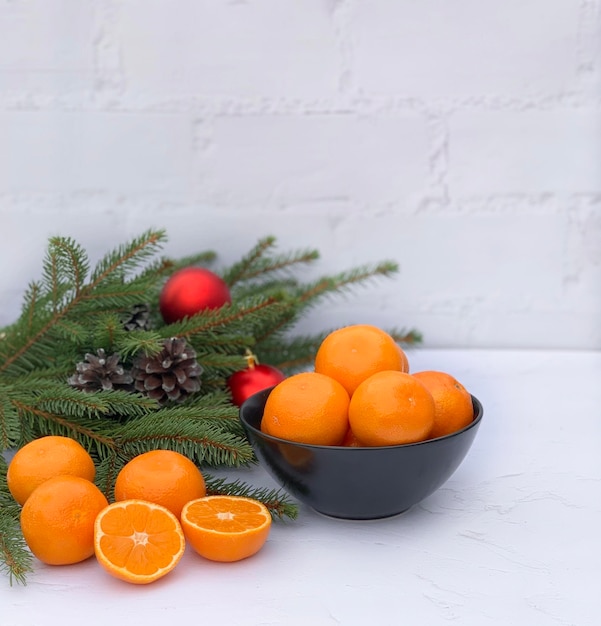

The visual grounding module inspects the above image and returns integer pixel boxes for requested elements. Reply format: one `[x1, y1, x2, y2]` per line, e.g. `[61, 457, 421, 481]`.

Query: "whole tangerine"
[20, 475, 109, 565]
[114, 449, 206, 519]
[349, 370, 435, 446]
[314, 324, 406, 395]
[261, 372, 350, 446]
[7, 435, 96, 506]
[412, 370, 474, 439]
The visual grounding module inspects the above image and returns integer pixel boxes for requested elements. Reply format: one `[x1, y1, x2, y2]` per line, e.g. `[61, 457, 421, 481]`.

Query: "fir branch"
[254, 261, 400, 344]
[116, 330, 164, 360]
[0, 230, 167, 375]
[222, 235, 277, 286]
[114, 416, 255, 468]
[387, 327, 423, 346]
[52, 319, 89, 346]
[10, 384, 155, 421]
[43, 236, 90, 309]
[194, 352, 248, 372]
[161, 295, 290, 340]
[0, 455, 33, 585]
[204, 474, 299, 520]
[89, 229, 167, 284]
[0, 394, 21, 450]
[230, 277, 301, 302]
[11, 400, 119, 458]
[298, 261, 399, 305]
[161, 250, 218, 276]
[224, 236, 320, 286]
[48, 236, 89, 294]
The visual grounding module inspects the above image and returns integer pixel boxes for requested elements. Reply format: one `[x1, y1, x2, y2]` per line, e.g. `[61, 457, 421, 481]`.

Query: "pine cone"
[131, 337, 202, 404]
[68, 349, 133, 392]
[122, 303, 152, 331]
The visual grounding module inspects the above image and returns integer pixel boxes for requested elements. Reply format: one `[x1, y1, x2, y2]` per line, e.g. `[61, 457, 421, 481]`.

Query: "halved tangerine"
[181, 495, 272, 563]
[94, 499, 185, 584]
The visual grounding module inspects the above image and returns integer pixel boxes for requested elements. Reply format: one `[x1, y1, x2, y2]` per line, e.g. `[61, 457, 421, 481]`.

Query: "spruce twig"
[0, 455, 33, 585]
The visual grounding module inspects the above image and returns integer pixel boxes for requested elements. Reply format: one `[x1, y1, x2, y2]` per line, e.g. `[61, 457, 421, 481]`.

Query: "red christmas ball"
[159, 267, 231, 324]
[228, 356, 286, 407]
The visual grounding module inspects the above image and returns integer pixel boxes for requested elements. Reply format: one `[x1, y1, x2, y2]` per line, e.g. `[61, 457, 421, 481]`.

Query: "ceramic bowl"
[239, 387, 483, 520]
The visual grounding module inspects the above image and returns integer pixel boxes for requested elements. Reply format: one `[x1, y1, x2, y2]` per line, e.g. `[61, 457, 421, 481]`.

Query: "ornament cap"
[244, 348, 259, 369]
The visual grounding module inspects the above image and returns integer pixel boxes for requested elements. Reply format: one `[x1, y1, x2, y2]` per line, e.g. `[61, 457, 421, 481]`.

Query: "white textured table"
[3, 349, 600, 626]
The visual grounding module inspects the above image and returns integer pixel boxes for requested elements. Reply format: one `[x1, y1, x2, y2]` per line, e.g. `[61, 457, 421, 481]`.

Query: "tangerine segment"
[261, 372, 349, 445]
[314, 324, 406, 395]
[7, 435, 96, 505]
[412, 370, 474, 439]
[94, 500, 186, 585]
[181, 496, 272, 563]
[20, 475, 108, 565]
[349, 370, 435, 446]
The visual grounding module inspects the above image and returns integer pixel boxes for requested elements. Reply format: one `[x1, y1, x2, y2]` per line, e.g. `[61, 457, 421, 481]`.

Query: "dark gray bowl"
[239, 387, 483, 520]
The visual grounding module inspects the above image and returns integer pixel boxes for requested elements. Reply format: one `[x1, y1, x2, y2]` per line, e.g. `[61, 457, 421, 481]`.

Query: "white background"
[1, 1, 600, 349]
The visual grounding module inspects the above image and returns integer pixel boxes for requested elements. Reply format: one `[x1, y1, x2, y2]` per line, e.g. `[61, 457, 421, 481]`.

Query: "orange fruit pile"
[8, 436, 272, 584]
[260, 324, 475, 447]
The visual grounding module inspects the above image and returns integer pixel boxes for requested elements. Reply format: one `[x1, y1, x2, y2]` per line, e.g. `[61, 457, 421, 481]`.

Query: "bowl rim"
[239, 391, 483, 451]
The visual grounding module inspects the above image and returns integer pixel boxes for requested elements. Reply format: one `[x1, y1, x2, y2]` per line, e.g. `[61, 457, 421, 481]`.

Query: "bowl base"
[311, 507, 412, 522]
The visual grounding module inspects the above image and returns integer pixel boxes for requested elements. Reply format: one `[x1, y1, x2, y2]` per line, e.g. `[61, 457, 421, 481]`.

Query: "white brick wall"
[350, 0, 582, 97]
[198, 114, 430, 206]
[1, 0, 600, 350]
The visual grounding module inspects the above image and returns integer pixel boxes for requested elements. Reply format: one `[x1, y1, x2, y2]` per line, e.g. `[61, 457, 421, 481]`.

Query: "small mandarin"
[7, 435, 96, 505]
[349, 370, 435, 446]
[315, 324, 406, 395]
[114, 449, 206, 519]
[181, 496, 271, 563]
[397, 344, 410, 373]
[412, 370, 474, 439]
[20, 475, 109, 565]
[94, 499, 186, 584]
[261, 372, 349, 446]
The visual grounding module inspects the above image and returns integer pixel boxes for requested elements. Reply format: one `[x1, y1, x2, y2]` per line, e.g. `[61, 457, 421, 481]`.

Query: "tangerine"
[349, 370, 435, 446]
[20, 475, 109, 565]
[314, 324, 406, 395]
[260, 372, 349, 445]
[114, 450, 206, 519]
[181, 496, 271, 563]
[397, 344, 410, 373]
[94, 499, 185, 584]
[412, 370, 474, 439]
[341, 428, 363, 447]
[7, 435, 96, 505]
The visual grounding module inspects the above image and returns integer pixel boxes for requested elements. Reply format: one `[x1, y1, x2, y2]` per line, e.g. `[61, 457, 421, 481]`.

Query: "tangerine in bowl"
[239, 385, 483, 520]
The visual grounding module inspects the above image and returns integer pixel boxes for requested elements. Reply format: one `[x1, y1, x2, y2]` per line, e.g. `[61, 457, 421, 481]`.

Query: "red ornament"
[159, 267, 232, 324]
[228, 352, 286, 407]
